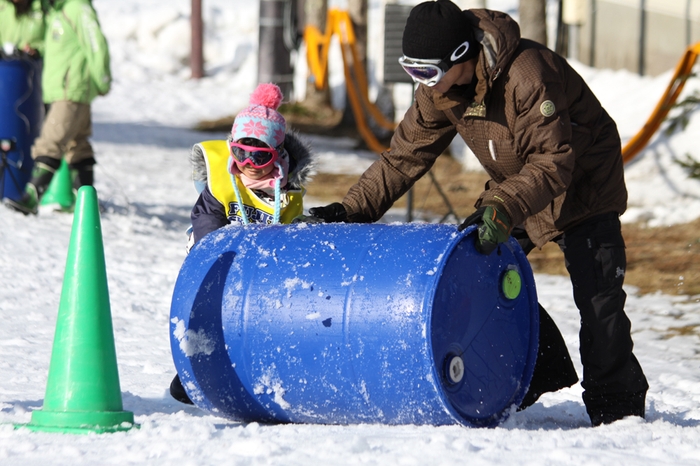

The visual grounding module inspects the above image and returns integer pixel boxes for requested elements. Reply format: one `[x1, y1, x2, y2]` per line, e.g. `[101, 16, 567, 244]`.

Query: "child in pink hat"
[171, 83, 316, 404]
[188, 83, 315, 242]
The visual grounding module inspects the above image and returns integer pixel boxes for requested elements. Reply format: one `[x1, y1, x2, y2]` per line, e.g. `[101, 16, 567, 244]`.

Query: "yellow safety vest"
[195, 140, 304, 224]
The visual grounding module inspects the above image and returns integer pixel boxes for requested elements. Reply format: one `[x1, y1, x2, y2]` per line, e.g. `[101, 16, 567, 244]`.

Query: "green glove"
[476, 205, 512, 255]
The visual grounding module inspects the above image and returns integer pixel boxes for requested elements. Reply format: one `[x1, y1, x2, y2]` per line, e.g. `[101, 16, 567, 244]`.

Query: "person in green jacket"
[6, 0, 110, 215]
[0, 0, 46, 58]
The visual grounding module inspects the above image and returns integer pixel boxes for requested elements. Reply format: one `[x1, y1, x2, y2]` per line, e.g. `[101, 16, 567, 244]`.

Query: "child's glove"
[306, 203, 348, 223]
[291, 214, 325, 224]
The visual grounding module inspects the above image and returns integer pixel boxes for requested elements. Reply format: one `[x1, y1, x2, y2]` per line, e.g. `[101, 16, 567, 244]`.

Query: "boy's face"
[432, 58, 478, 94]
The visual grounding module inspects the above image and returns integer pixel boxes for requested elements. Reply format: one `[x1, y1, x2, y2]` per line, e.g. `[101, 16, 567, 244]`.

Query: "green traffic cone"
[18, 186, 136, 434]
[40, 159, 75, 211]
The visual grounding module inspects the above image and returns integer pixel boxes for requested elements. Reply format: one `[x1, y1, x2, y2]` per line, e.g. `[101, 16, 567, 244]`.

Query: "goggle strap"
[230, 172, 250, 225]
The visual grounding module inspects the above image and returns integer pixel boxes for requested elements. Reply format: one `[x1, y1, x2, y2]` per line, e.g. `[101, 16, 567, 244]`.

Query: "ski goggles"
[229, 141, 279, 169]
[398, 40, 473, 87]
[398, 56, 449, 87]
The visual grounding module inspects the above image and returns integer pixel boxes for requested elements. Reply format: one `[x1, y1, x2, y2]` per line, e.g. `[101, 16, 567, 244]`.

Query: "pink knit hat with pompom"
[231, 83, 286, 149]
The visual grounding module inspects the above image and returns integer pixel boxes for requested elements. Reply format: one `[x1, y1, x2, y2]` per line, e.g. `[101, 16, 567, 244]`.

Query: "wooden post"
[258, 0, 295, 100]
[191, 0, 204, 79]
[304, 0, 331, 106]
[519, 0, 548, 46]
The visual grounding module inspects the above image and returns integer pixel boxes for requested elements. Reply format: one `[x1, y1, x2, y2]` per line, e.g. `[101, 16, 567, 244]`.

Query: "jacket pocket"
[460, 120, 520, 177]
[487, 137, 520, 173]
[483, 121, 518, 175]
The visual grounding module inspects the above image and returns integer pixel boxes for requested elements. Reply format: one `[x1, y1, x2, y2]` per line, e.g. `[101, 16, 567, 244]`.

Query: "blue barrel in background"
[170, 223, 539, 427]
[0, 56, 42, 201]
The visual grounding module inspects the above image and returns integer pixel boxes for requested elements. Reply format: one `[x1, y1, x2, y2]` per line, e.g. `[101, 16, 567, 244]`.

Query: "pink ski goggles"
[229, 141, 279, 169]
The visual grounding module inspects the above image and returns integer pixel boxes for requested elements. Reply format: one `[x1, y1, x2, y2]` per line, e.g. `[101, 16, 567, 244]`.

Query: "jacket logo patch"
[540, 100, 556, 117]
[464, 102, 486, 118]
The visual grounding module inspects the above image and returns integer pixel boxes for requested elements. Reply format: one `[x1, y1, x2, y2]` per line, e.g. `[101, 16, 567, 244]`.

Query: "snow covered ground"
[1, 0, 700, 464]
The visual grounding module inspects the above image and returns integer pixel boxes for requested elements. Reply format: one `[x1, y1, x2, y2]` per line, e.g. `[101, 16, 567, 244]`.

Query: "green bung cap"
[502, 269, 522, 300]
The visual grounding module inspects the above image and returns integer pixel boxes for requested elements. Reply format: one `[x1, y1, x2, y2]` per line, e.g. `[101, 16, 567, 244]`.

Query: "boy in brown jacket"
[307, 0, 648, 426]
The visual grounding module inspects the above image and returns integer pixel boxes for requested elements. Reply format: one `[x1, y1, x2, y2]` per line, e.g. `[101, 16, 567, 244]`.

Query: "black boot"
[518, 305, 579, 410]
[170, 374, 194, 405]
[585, 389, 646, 426]
[5, 156, 61, 215]
[69, 158, 95, 192]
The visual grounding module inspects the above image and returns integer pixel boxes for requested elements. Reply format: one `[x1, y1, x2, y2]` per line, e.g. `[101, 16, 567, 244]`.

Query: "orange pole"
[621, 42, 700, 164]
[304, 9, 396, 154]
[334, 10, 396, 132]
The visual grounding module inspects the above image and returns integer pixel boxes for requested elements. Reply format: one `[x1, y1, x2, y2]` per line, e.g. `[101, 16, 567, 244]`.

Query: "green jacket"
[42, 0, 110, 104]
[0, 0, 46, 56]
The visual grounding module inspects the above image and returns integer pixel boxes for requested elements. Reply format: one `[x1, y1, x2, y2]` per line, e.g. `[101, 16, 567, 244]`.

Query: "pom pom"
[249, 83, 283, 110]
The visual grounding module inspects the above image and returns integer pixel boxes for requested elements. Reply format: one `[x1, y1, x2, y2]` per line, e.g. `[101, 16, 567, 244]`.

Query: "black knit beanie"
[402, 0, 479, 64]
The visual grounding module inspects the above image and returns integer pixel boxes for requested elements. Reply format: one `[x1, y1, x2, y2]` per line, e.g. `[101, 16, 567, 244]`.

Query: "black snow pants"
[555, 212, 648, 425]
[514, 213, 648, 425]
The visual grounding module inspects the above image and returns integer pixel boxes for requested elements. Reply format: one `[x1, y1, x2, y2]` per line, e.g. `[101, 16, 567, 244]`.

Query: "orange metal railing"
[622, 41, 700, 164]
[305, 9, 396, 154]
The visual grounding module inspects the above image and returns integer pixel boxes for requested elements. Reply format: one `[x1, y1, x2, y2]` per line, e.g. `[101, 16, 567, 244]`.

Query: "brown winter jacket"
[342, 9, 627, 248]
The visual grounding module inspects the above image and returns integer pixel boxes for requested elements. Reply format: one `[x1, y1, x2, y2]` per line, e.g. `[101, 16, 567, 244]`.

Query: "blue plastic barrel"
[170, 223, 539, 427]
[0, 57, 42, 201]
